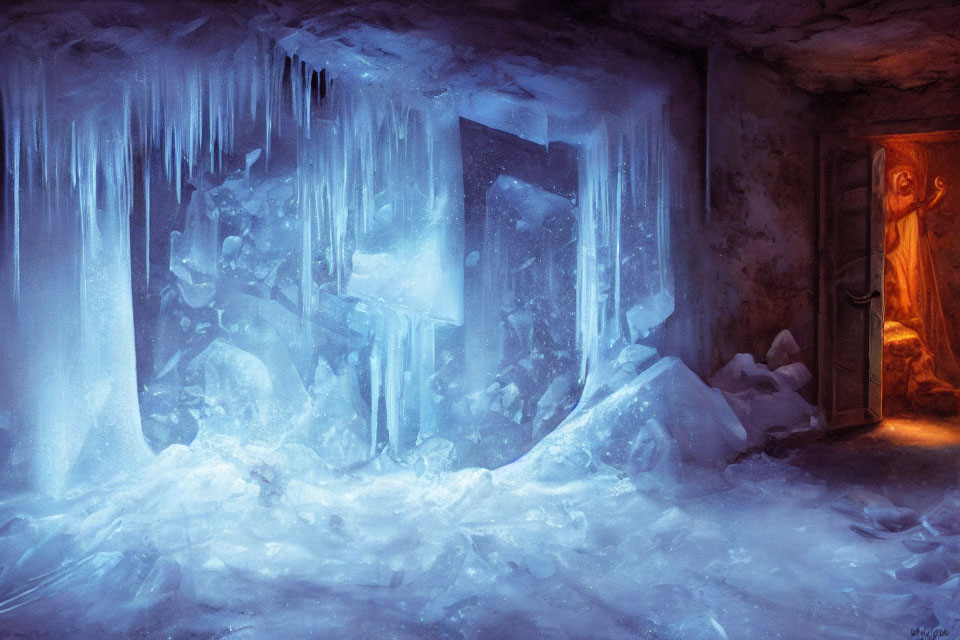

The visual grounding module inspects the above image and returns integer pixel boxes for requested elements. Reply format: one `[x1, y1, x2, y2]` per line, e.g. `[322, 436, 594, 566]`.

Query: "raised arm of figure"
[917, 176, 947, 217]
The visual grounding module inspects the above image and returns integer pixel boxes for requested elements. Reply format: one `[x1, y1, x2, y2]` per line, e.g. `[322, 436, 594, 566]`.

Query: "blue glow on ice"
[0, 8, 903, 640]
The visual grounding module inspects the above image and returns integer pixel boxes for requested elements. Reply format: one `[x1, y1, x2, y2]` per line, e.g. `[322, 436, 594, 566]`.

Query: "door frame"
[818, 121, 960, 430]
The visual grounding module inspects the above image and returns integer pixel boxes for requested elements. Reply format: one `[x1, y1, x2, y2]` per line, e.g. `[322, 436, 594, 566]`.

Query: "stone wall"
[825, 83, 960, 134]
[696, 48, 819, 384]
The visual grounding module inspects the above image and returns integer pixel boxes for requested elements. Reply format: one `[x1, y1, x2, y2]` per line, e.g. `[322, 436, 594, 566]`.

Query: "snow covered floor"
[1, 433, 957, 639]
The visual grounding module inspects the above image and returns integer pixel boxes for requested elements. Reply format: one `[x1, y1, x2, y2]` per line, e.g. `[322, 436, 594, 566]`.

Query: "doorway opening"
[880, 134, 960, 417]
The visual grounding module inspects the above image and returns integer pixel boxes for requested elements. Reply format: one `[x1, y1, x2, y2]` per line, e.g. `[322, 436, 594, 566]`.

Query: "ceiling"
[609, 0, 960, 93]
[3, 0, 959, 95]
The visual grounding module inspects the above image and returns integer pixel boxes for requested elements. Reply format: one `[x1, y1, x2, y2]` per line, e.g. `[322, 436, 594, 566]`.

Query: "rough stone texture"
[612, 0, 960, 93]
[700, 48, 818, 390]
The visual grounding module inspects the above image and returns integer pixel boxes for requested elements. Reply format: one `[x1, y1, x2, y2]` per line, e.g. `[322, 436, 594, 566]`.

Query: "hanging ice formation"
[0, 24, 676, 492]
[577, 106, 675, 384]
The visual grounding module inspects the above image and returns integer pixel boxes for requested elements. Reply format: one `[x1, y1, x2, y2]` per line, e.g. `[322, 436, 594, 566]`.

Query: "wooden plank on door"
[818, 135, 885, 428]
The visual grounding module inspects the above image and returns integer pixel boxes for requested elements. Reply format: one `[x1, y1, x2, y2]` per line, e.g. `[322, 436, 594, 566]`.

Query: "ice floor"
[1, 431, 958, 639]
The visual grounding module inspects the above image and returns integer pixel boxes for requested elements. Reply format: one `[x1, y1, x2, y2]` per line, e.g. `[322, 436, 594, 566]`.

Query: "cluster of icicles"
[0, 32, 674, 492]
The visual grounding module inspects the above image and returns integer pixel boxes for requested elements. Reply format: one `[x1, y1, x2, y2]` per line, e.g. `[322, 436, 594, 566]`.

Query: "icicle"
[384, 312, 406, 456]
[614, 135, 624, 328]
[299, 148, 313, 320]
[40, 69, 49, 186]
[225, 68, 236, 159]
[11, 114, 21, 304]
[70, 120, 77, 188]
[369, 340, 381, 458]
[163, 126, 172, 187]
[208, 71, 216, 171]
[174, 128, 182, 204]
[187, 71, 198, 178]
[144, 155, 151, 287]
[417, 318, 436, 441]
[249, 42, 260, 122]
[657, 115, 671, 294]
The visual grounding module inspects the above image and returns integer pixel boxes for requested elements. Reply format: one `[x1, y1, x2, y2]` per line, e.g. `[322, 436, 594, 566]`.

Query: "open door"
[818, 136, 885, 428]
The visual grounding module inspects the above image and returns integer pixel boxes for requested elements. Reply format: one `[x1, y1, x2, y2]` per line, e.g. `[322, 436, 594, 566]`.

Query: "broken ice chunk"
[309, 356, 367, 468]
[710, 351, 816, 446]
[133, 557, 182, 608]
[244, 147, 262, 180]
[580, 344, 659, 409]
[625, 288, 675, 342]
[923, 494, 960, 536]
[221, 235, 242, 261]
[709, 353, 780, 394]
[169, 188, 220, 308]
[189, 339, 278, 444]
[864, 504, 919, 533]
[615, 343, 659, 373]
[346, 235, 462, 324]
[409, 436, 455, 476]
[532, 373, 578, 439]
[721, 389, 816, 448]
[766, 328, 800, 370]
[772, 362, 812, 392]
[896, 554, 950, 585]
[627, 418, 681, 479]
[487, 175, 573, 234]
[510, 356, 747, 482]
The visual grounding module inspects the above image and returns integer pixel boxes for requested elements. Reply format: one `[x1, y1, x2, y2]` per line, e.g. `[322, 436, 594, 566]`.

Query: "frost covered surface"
[0, 443, 956, 638]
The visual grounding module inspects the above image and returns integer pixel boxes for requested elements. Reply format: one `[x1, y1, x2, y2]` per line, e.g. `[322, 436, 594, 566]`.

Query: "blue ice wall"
[0, 22, 681, 492]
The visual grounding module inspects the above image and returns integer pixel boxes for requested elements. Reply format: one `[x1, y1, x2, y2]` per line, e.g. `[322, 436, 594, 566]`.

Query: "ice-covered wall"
[0, 2, 701, 492]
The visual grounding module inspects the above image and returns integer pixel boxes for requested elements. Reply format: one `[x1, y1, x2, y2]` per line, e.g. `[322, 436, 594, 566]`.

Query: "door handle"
[844, 287, 880, 305]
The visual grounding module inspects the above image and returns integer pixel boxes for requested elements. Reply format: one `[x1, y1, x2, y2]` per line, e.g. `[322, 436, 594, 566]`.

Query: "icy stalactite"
[415, 317, 438, 441]
[144, 155, 151, 288]
[369, 338, 382, 457]
[2, 15, 678, 484]
[0, 40, 273, 490]
[0, 62, 153, 491]
[577, 121, 612, 382]
[135, 43, 263, 202]
[477, 180, 510, 385]
[367, 310, 439, 456]
[280, 43, 463, 455]
[384, 311, 406, 456]
[576, 99, 675, 385]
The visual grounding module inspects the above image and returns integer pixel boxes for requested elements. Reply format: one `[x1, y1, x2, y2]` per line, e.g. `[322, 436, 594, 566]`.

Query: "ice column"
[1, 63, 152, 492]
[576, 98, 674, 381]
[0, 41, 267, 491]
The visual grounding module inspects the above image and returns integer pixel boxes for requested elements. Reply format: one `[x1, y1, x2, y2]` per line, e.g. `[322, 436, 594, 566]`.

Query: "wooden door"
[818, 136, 885, 428]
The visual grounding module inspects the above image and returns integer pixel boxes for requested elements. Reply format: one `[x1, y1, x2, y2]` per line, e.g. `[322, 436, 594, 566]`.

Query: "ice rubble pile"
[709, 329, 819, 447]
[506, 329, 819, 485]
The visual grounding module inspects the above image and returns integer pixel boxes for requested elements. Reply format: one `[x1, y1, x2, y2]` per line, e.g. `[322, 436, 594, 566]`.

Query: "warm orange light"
[881, 139, 960, 417]
[867, 417, 960, 448]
